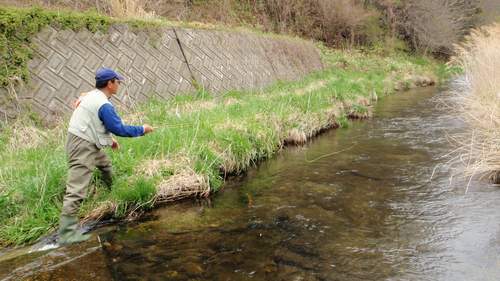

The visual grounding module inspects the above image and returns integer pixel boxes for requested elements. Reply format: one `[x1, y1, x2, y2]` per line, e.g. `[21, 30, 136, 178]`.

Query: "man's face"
[108, 79, 121, 95]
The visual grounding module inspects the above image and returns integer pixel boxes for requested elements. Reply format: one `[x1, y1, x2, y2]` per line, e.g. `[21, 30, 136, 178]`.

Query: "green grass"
[0, 46, 448, 246]
[0, 7, 111, 87]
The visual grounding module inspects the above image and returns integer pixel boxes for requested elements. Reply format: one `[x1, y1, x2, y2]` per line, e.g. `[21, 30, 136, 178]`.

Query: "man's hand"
[143, 124, 154, 135]
[111, 138, 120, 150]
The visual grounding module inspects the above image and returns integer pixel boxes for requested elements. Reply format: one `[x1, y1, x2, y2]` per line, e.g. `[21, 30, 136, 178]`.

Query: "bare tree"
[316, 0, 376, 47]
[258, 0, 380, 47]
[478, 0, 500, 24]
[400, 0, 479, 57]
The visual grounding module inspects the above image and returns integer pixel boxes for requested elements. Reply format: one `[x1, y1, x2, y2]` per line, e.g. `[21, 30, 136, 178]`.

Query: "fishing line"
[304, 143, 357, 163]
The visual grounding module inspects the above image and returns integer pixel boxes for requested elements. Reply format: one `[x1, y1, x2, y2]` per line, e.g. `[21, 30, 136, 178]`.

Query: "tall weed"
[451, 23, 500, 183]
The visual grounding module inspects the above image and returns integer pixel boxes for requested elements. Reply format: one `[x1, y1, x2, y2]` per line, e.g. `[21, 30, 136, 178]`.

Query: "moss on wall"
[0, 7, 116, 86]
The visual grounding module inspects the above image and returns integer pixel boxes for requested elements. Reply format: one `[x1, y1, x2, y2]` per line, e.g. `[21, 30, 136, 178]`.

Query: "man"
[58, 67, 154, 245]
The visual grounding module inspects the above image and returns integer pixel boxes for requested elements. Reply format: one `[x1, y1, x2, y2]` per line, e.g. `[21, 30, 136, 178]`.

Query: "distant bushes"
[0, 0, 385, 47]
[397, 0, 480, 58]
[177, 0, 499, 56]
[256, 0, 383, 47]
[2, 0, 499, 56]
[144, 0, 385, 47]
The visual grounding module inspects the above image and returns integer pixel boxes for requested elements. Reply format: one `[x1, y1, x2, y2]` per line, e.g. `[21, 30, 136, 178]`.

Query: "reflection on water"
[2, 87, 500, 281]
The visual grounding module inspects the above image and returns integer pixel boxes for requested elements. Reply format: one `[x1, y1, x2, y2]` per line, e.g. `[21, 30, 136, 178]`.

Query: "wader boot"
[58, 215, 90, 245]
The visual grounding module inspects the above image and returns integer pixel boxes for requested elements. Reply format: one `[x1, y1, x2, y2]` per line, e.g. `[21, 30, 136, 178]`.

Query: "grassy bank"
[0, 47, 447, 246]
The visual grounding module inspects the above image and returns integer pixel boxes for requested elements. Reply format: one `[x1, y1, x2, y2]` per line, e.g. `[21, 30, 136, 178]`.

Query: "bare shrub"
[107, 0, 157, 19]
[367, 0, 401, 38]
[259, 0, 315, 34]
[478, 0, 500, 24]
[451, 23, 500, 183]
[259, 0, 382, 46]
[142, 0, 190, 21]
[400, 0, 480, 57]
[316, 0, 379, 46]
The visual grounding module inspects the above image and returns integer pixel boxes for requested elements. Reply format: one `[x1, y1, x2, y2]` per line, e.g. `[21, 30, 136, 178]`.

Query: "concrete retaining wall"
[0, 24, 323, 121]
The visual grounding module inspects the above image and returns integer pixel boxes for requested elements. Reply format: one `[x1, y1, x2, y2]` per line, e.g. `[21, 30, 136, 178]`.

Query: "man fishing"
[58, 67, 154, 245]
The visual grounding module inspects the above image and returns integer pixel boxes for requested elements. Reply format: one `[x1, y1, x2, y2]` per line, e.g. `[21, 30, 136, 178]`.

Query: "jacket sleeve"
[98, 104, 145, 137]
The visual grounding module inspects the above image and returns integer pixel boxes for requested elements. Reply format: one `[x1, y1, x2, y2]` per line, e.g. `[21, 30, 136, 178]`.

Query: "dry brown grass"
[121, 111, 146, 124]
[276, 79, 330, 98]
[348, 110, 372, 119]
[292, 80, 327, 96]
[4, 118, 68, 153]
[6, 125, 48, 151]
[207, 141, 237, 173]
[2, 70, 70, 150]
[108, 0, 157, 20]
[355, 96, 371, 106]
[82, 201, 117, 223]
[282, 102, 344, 145]
[214, 120, 246, 132]
[326, 105, 342, 124]
[401, 0, 479, 57]
[136, 159, 176, 177]
[342, 96, 373, 119]
[135, 154, 192, 176]
[285, 128, 307, 145]
[451, 23, 500, 183]
[168, 100, 217, 116]
[224, 97, 239, 106]
[155, 169, 209, 203]
[167, 98, 241, 118]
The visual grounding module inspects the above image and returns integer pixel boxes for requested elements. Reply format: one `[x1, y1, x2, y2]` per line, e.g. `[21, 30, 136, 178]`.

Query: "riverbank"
[0, 46, 449, 246]
[451, 23, 500, 184]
